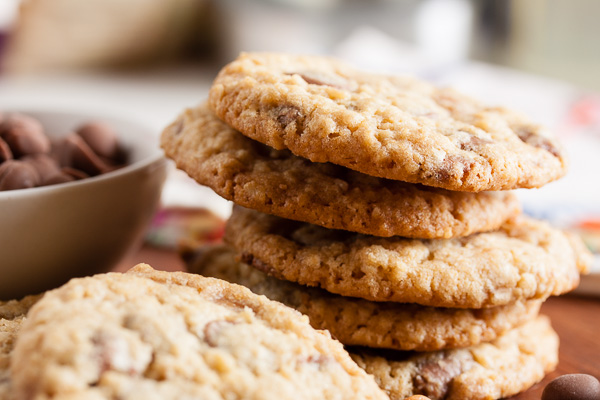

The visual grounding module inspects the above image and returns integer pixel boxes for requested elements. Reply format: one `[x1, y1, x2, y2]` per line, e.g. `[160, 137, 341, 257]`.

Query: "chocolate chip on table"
[0, 113, 50, 157]
[0, 160, 40, 191]
[542, 374, 600, 400]
[76, 121, 119, 159]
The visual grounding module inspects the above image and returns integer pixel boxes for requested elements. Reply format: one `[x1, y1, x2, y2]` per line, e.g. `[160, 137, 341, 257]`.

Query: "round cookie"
[162, 103, 520, 238]
[185, 244, 542, 352]
[209, 53, 567, 192]
[10, 265, 387, 400]
[351, 316, 558, 400]
[0, 294, 41, 398]
[225, 206, 591, 308]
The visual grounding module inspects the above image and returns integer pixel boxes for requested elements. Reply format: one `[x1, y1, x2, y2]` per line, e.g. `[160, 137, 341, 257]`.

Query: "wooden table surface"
[117, 246, 600, 400]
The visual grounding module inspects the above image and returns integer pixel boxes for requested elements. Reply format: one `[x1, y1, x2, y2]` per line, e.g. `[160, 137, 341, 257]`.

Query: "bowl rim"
[0, 108, 166, 199]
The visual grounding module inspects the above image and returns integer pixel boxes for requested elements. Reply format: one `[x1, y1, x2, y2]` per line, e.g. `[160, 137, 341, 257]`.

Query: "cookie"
[0, 295, 41, 398]
[11, 265, 387, 400]
[226, 206, 591, 308]
[186, 244, 542, 352]
[209, 52, 567, 192]
[162, 103, 520, 238]
[350, 316, 558, 400]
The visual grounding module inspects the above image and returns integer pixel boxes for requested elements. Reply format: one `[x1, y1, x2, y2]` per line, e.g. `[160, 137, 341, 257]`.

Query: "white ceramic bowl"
[0, 110, 167, 300]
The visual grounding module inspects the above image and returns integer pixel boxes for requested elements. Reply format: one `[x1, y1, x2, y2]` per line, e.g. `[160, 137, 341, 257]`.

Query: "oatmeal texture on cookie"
[187, 244, 542, 352]
[10, 265, 386, 400]
[226, 206, 591, 308]
[0, 295, 41, 399]
[351, 316, 558, 400]
[209, 53, 567, 191]
[161, 103, 521, 238]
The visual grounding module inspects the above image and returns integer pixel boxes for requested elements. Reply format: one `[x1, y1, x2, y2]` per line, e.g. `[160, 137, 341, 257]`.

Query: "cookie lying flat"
[11, 265, 386, 400]
[186, 244, 541, 352]
[0, 295, 41, 399]
[162, 103, 520, 238]
[351, 316, 558, 400]
[209, 53, 567, 192]
[226, 206, 591, 308]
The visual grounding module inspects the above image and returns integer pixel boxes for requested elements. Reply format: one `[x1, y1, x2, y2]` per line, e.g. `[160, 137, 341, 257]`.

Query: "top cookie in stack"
[208, 53, 567, 193]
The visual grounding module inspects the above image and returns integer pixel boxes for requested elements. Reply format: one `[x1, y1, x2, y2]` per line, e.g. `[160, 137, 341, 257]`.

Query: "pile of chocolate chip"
[0, 113, 127, 191]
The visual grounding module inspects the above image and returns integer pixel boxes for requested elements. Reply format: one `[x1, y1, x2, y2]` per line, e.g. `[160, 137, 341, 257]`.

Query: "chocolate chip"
[0, 137, 13, 162]
[241, 253, 282, 279]
[76, 121, 119, 159]
[542, 374, 600, 400]
[298, 73, 333, 87]
[0, 160, 40, 191]
[275, 105, 303, 131]
[435, 155, 472, 183]
[0, 112, 127, 189]
[42, 173, 75, 186]
[0, 114, 50, 157]
[413, 351, 474, 399]
[459, 135, 492, 152]
[62, 166, 89, 180]
[287, 72, 349, 90]
[21, 154, 61, 184]
[515, 126, 561, 158]
[52, 134, 110, 176]
[172, 119, 184, 136]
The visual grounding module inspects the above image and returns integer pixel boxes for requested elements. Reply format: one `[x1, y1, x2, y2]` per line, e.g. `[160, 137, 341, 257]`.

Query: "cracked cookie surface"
[10, 265, 386, 400]
[209, 53, 567, 192]
[351, 316, 558, 400]
[186, 244, 541, 352]
[226, 206, 591, 308]
[162, 103, 520, 238]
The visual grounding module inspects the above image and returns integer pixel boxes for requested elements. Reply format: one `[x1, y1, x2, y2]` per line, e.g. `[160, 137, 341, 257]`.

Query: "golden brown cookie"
[209, 53, 567, 192]
[10, 265, 386, 400]
[0, 295, 41, 398]
[351, 316, 558, 400]
[225, 206, 591, 308]
[186, 244, 542, 352]
[161, 103, 520, 238]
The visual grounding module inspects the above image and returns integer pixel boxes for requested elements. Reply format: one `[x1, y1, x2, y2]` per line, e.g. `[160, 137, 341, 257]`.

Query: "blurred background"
[1, 0, 599, 283]
[2, 0, 600, 133]
[1, 0, 600, 88]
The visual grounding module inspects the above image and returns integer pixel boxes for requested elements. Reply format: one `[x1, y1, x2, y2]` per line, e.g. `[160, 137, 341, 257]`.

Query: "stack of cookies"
[161, 53, 592, 400]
